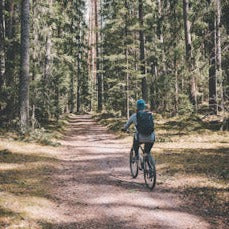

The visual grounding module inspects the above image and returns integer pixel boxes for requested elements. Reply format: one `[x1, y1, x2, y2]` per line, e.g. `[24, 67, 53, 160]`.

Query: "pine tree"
[20, 0, 30, 132]
[0, 0, 4, 92]
[0, 0, 228, 130]
[138, 0, 147, 102]
[183, 0, 197, 110]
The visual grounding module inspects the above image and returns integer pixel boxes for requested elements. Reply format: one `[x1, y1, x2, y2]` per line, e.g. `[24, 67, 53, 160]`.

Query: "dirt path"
[45, 114, 211, 229]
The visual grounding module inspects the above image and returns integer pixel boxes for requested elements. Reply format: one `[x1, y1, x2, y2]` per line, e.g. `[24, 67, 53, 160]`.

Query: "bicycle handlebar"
[122, 129, 136, 135]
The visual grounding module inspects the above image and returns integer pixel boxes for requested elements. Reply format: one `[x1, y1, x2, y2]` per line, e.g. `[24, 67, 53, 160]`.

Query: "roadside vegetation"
[0, 139, 60, 228]
[0, 116, 69, 227]
[0, 115, 68, 146]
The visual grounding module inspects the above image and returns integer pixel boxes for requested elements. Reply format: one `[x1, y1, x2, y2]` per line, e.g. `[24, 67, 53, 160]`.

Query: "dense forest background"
[0, 0, 228, 132]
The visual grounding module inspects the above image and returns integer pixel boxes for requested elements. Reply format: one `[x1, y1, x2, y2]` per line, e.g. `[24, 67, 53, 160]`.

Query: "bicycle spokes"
[144, 160, 156, 190]
[130, 148, 138, 178]
[129, 146, 156, 190]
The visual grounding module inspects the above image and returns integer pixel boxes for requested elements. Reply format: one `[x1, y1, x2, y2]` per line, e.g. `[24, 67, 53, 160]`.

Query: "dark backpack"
[136, 111, 154, 135]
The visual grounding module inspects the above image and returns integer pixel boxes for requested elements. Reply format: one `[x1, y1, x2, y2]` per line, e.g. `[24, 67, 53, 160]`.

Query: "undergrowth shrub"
[178, 94, 194, 115]
[22, 128, 60, 146]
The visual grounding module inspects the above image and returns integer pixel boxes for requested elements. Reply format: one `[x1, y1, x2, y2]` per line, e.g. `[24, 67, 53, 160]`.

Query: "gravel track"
[47, 114, 210, 229]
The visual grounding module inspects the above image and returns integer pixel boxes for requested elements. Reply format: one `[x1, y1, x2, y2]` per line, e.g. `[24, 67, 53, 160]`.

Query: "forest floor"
[0, 114, 228, 228]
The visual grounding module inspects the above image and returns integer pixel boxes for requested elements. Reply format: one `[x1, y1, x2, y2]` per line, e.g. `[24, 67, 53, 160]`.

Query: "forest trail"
[44, 114, 211, 229]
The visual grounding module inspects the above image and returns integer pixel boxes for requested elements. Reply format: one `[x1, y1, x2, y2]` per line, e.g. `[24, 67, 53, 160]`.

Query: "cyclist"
[122, 99, 155, 174]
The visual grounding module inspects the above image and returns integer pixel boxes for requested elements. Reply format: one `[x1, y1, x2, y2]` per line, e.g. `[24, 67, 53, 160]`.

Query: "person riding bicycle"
[122, 99, 155, 168]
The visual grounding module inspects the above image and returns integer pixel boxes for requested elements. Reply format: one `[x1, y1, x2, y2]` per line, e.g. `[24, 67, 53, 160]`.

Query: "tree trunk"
[174, 42, 179, 114]
[183, 0, 197, 109]
[43, 29, 52, 115]
[183, 0, 192, 60]
[87, 11, 92, 111]
[154, 0, 163, 111]
[77, 29, 81, 113]
[70, 67, 75, 113]
[92, 0, 96, 111]
[209, 10, 217, 114]
[20, 0, 30, 132]
[89, 0, 96, 111]
[4, 0, 17, 118]
[0, 0, 4, 90]
[95, 0, 102, 112]
[216, 0, 224, 112]
[125, 48, 130, 119]
[69, 17, 74, 113]
[77, 62, 80, 113]
[125, 0, 129, 119]
[157, 0, 166, 74]
[171, 3, 179, 115]
[138, 0, 147, 102]
[44, 32, 52, 82]
[54, 80, 60, 121]
[150, 64, 155, 111]
[99, 0, 104, 112]
[5, 0, 15, 86]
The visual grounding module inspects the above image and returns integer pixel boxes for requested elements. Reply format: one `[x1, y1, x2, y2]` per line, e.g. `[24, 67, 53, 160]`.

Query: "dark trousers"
[133, 138, 154, 155]
[133, 138, 155, 167]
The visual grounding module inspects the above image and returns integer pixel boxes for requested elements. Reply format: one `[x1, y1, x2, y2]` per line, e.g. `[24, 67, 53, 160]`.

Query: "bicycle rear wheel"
[129, 147, 138, 178]
[144, 156, 156, 190]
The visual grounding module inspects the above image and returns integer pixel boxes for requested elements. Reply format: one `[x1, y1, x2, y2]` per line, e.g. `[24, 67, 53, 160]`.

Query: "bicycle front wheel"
[130, 147, 138, 178]
[144, 156, 156, 190]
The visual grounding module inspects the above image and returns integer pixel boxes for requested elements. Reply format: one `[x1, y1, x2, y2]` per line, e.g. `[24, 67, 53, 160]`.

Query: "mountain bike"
[129, 137, 156, 190]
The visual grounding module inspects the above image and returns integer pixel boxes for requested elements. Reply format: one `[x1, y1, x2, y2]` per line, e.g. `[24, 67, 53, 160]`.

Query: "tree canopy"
[0, 0, 228, 131]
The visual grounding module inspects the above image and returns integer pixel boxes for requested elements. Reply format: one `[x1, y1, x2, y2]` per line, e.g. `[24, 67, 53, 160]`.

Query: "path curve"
[48, 114, 210, 229]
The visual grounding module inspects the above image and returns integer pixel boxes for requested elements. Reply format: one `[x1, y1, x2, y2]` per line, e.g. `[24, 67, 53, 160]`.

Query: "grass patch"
[0, 140, 59, 228]
[156, 147, 229, 181]
[153, 144, 229, 226]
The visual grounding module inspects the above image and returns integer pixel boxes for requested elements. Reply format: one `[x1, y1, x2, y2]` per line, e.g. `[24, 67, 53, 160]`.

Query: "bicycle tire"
[129, 147, 138, 178]
[144, 156, 156, 190]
